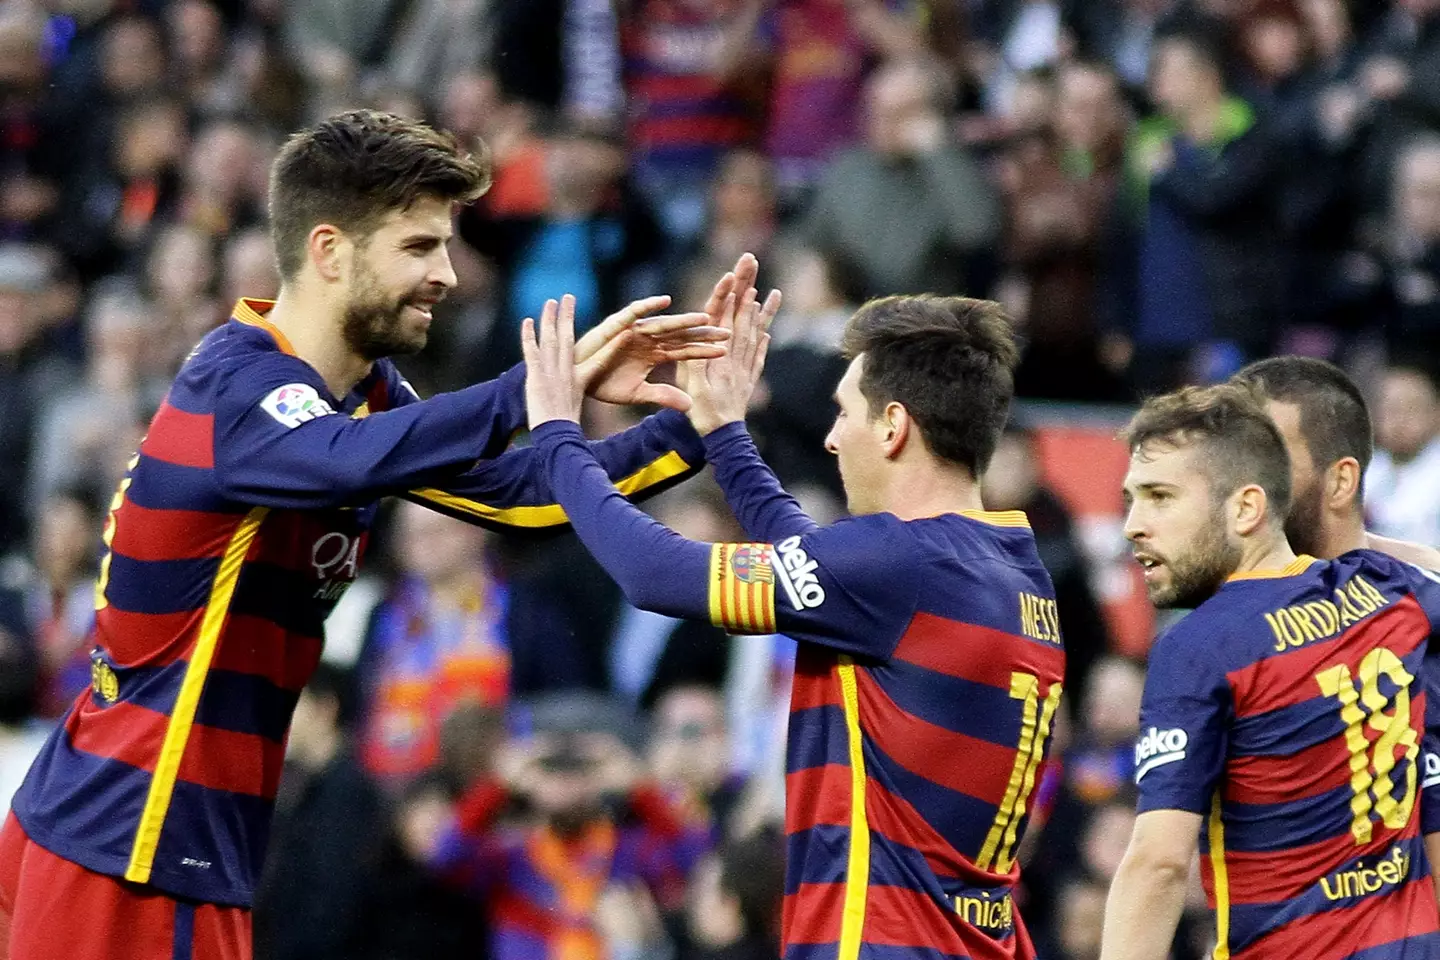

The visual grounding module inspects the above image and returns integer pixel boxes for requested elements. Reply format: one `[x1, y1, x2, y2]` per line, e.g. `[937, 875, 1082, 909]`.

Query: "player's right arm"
[1367, 532, 1440, 571]
[212, 355, 528, 508]
[1101, 621, 1230, 960]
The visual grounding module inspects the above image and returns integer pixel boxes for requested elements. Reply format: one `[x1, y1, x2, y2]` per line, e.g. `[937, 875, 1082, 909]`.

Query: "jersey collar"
[231, 297, 297, 356]
[1226, 554, 1318, 583]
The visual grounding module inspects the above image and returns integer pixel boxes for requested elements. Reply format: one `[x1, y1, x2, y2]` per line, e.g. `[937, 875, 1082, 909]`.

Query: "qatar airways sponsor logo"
[311, 531, 361, 600]
[773, 535, 825, 610]
[1134, 726, 1188, 782]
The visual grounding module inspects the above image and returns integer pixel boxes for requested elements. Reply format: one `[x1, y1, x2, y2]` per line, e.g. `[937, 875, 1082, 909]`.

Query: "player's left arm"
[401, 409, 705, 533]
[1101, 621, 1230, 960]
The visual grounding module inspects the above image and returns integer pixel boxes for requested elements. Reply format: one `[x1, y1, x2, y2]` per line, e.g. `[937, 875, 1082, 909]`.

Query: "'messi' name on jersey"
[1135, 726, 1188, 782]
[774, 535, 826, 610]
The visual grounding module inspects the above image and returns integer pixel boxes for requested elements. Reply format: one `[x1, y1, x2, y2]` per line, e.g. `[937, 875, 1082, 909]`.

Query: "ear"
[1324, 457, 1362, 510]
[307, 224, 347, 283]
[880, 400, 910, 460]
[1232, 484, 1270, 537]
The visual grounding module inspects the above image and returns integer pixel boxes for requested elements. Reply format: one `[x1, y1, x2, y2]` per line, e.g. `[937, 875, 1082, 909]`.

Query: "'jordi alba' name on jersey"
[1135, 551, 1440, 960]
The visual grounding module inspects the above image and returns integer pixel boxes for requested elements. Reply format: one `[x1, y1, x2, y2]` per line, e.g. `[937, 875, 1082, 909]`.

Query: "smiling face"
[340, 194, 457, 360]
[1122, 440, 1243, 609]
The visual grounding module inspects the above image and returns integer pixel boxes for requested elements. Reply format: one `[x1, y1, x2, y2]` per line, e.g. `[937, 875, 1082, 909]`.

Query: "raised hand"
[521, 296, 584, 429]
[681, 276, 780, 436]
[575, 295, 729, 410]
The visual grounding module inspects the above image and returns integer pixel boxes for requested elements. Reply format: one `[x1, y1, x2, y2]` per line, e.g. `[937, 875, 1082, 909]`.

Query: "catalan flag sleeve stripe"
[707, 543, 778, 635]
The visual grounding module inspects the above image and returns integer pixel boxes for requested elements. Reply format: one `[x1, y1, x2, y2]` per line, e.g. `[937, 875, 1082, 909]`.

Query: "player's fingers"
[559, 294, 577, 369]
[703, 272, 736, 321]
[735, 300, 761, 372]
[577, 295, 672, 364]
[759, 289, 782, 330]
[732, 252, 759, 295]
[632, 381, 694, 412]
[520, 316, 538, 365]
[632, 312, 726, 339]
[751, 332, 771, 382]
[656, 342, 729, 362]
[719, 292, 737, 334]
[539, 298, 559, 370]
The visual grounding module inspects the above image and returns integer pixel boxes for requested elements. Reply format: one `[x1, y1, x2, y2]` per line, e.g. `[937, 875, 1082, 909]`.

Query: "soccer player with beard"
[1101, 384, 1440, 960]
[1234, 356, 1440, 905]
[0, 110, 738, 960]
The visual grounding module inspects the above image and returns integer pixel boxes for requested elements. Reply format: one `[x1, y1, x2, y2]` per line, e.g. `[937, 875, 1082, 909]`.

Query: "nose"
[431, 247, 457, 290]
[1122, 504, 1145, 544]
[823, 420, 840, 455]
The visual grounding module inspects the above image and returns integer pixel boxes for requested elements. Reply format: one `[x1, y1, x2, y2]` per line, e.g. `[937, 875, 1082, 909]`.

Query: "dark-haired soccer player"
[1235, 356, 1440, 902]
[1101, 384, 1440, 960]
[0, 110, 738, 960]
[521, 292, 1065, 960]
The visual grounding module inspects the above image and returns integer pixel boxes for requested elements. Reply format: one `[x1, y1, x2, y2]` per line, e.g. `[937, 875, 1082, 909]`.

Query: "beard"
[341, 263, 432, 361]
[1283, 477, 1325, 558]
[1148, 505, 1244, 610]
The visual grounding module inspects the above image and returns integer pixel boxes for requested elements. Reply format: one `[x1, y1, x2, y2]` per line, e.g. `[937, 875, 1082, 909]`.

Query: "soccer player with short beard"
[0, 110, 741, 960]
[1101, 384, 1440, 960]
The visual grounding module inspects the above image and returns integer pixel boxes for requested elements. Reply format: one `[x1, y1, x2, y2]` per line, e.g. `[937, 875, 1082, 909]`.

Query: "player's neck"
[266, 285, 373, 398]
[881, 462, 985, 521]
[1315, 508, 1368, 558]
[1232, 528, 1298, 578]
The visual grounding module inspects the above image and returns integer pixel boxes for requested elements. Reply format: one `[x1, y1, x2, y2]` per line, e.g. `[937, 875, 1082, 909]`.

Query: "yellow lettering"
[1335, 587, 1364, 626]
[1019, 594, 1035, 640]
[1378, 860, 1399, 884]
[1289, 604, 1323, 643]
[1355, 575, 1389, 611]
[1266, 612, 1289, 651]
[1347, 579, 1376, 615]
[1273, 608, 1304, 647]
[1305, 601, 1341, 638]
[1320, 875, 1341, 900]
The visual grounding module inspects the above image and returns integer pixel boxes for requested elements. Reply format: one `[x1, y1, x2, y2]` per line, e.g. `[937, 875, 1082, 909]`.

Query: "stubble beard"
[1149, 506, 1244, 610]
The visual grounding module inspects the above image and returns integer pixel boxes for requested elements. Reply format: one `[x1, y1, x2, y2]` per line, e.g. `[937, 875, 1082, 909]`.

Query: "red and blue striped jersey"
[529, 421, 1067, 960]
[1135, 551, 1440, 960]
[9, 298, 705, 907]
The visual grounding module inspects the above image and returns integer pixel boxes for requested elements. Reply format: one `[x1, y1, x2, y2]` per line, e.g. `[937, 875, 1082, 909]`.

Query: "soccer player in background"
[1101, 384, 1440, 960]
[1235, 356, 1440, 900]
[521, 291, 1066, 960]
[0, 110, 737, 960]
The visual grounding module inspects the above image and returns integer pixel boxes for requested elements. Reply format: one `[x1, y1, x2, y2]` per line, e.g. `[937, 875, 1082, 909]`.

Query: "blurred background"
[0, 0, 1439, 958]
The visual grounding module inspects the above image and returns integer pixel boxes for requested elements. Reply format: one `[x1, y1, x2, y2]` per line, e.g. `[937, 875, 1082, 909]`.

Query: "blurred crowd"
[1, 0, 1440, 958]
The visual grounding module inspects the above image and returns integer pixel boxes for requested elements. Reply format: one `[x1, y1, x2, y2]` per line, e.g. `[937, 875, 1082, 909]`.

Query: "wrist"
[530, 419, 585, 443]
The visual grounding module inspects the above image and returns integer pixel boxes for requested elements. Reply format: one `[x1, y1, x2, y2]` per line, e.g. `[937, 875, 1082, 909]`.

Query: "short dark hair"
[1121, 383, 1292, 520]
[1233, 357, 1372, 485]
[268, 110, 491, 280]
[841, 295, 1019, 476]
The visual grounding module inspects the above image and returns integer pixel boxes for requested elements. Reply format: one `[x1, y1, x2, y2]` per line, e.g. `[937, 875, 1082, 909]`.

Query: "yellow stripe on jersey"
[707, 543, 777, 634]
[94, 455, 140, 611]
[837, 658, 871, 960]
[409, 450, 691, 529]
[125, 507, 269, 884]
[1209, 791, 1231, 960]
[958, 509, 1031, 529]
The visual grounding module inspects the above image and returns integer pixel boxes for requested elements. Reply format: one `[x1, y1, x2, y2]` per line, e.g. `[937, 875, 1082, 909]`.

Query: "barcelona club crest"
[730, 544, 774, 584]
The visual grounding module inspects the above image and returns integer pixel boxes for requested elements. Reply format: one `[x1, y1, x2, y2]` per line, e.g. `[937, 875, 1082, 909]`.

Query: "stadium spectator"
[1365, 359, 1440, 546]
[0, 619, 42, 817]
[20, 488, 98, 720]
[680, 831, 786, 960]
[358, 500, 512, 787]
[805, 58, 1001, 300]
[1125, 24, 1292, 388]
[647, 684, 745, 833]
[254, 663, 387, 960]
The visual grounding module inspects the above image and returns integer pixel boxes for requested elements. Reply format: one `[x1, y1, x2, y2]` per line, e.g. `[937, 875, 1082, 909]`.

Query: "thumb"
[577, 328, 633, 390]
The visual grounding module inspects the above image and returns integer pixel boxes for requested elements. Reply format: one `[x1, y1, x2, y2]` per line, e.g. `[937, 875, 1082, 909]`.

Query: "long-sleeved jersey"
[531, 420, 1066, 960]
[1135, 551, 1440, 959]
[10, 298, 704, 906]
